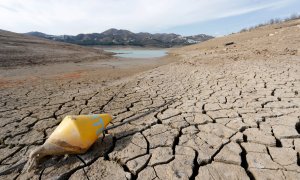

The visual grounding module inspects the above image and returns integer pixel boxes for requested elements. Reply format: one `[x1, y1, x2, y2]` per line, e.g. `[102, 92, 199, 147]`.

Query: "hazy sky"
[0, 0, 299, 36]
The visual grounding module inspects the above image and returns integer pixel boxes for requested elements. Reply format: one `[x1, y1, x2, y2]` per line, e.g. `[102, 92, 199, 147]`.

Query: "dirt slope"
[0, 30, 111, 67]
[173, 19, 300, 63]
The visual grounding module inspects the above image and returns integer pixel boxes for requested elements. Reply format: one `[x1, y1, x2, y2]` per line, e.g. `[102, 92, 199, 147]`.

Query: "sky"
[0, 0, 299, 36]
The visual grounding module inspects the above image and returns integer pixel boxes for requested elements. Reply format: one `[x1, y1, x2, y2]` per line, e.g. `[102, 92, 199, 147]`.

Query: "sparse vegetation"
[239, 13, 300, 33]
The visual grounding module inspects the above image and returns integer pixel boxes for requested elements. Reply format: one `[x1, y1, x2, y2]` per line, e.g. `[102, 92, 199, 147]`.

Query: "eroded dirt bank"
[0, 20, 300, 179]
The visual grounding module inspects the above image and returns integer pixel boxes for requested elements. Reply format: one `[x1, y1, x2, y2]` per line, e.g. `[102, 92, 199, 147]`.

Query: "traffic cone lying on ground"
[25, 114, 112, 171]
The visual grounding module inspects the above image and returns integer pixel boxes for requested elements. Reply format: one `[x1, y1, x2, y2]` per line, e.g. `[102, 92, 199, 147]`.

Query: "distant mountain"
[25, 29, 213, 47]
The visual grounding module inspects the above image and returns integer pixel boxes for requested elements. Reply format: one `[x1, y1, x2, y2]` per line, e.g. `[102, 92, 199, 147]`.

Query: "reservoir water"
[105, 49, 167, 58]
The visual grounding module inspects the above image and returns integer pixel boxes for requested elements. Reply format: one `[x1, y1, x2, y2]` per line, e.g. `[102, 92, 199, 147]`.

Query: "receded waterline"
[104, 49, 167, 58]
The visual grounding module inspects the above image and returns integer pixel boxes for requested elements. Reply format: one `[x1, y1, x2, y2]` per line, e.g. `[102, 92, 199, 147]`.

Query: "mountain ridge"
[25, 29, 213, 47]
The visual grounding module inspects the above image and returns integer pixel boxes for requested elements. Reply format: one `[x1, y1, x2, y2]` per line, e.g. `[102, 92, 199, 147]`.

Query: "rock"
[243, 128, 276, 146]
[126, 154, 151, 175]
[109, 133, 147, 164]
[149, 147, 173, 166]
[196, 162, 249, 180]
[224, 42, 235, 46]
[214, 142, 242, 165]
[69, 158, 130, 180]
[246, 152, 282, 170]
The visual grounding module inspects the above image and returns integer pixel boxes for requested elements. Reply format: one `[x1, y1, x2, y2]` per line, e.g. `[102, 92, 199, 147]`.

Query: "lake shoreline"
[103, 48, 168, 58]
[0, 52, 178, 89]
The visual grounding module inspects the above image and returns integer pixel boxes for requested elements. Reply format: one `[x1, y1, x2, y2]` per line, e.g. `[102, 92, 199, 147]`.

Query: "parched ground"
[1, 20, 300, 179]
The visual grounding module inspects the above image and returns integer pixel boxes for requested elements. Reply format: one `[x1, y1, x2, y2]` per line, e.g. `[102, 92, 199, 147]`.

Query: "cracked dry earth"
[1, 20, 300, 180]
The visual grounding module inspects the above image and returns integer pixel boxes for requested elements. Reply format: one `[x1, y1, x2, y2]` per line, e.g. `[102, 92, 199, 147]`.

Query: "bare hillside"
[173, 19, 300, 63]
[0, 30, 111, 67]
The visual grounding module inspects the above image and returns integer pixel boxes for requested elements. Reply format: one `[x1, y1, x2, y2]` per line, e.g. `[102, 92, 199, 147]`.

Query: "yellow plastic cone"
[26, 114, 112, 171]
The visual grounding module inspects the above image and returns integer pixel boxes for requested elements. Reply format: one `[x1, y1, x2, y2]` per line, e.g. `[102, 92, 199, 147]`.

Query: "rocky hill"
[26, 29, 213, 47]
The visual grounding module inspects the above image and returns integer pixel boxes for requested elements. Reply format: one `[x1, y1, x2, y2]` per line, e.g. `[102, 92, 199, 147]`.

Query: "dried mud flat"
[1, 20, 300, 180]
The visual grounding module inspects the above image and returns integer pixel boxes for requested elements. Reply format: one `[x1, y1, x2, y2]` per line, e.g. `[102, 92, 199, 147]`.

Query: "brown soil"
[0, 29, 112, 67]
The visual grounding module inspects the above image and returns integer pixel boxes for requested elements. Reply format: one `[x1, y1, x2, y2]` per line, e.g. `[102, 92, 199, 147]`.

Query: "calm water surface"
[105, 49, 167, 58]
